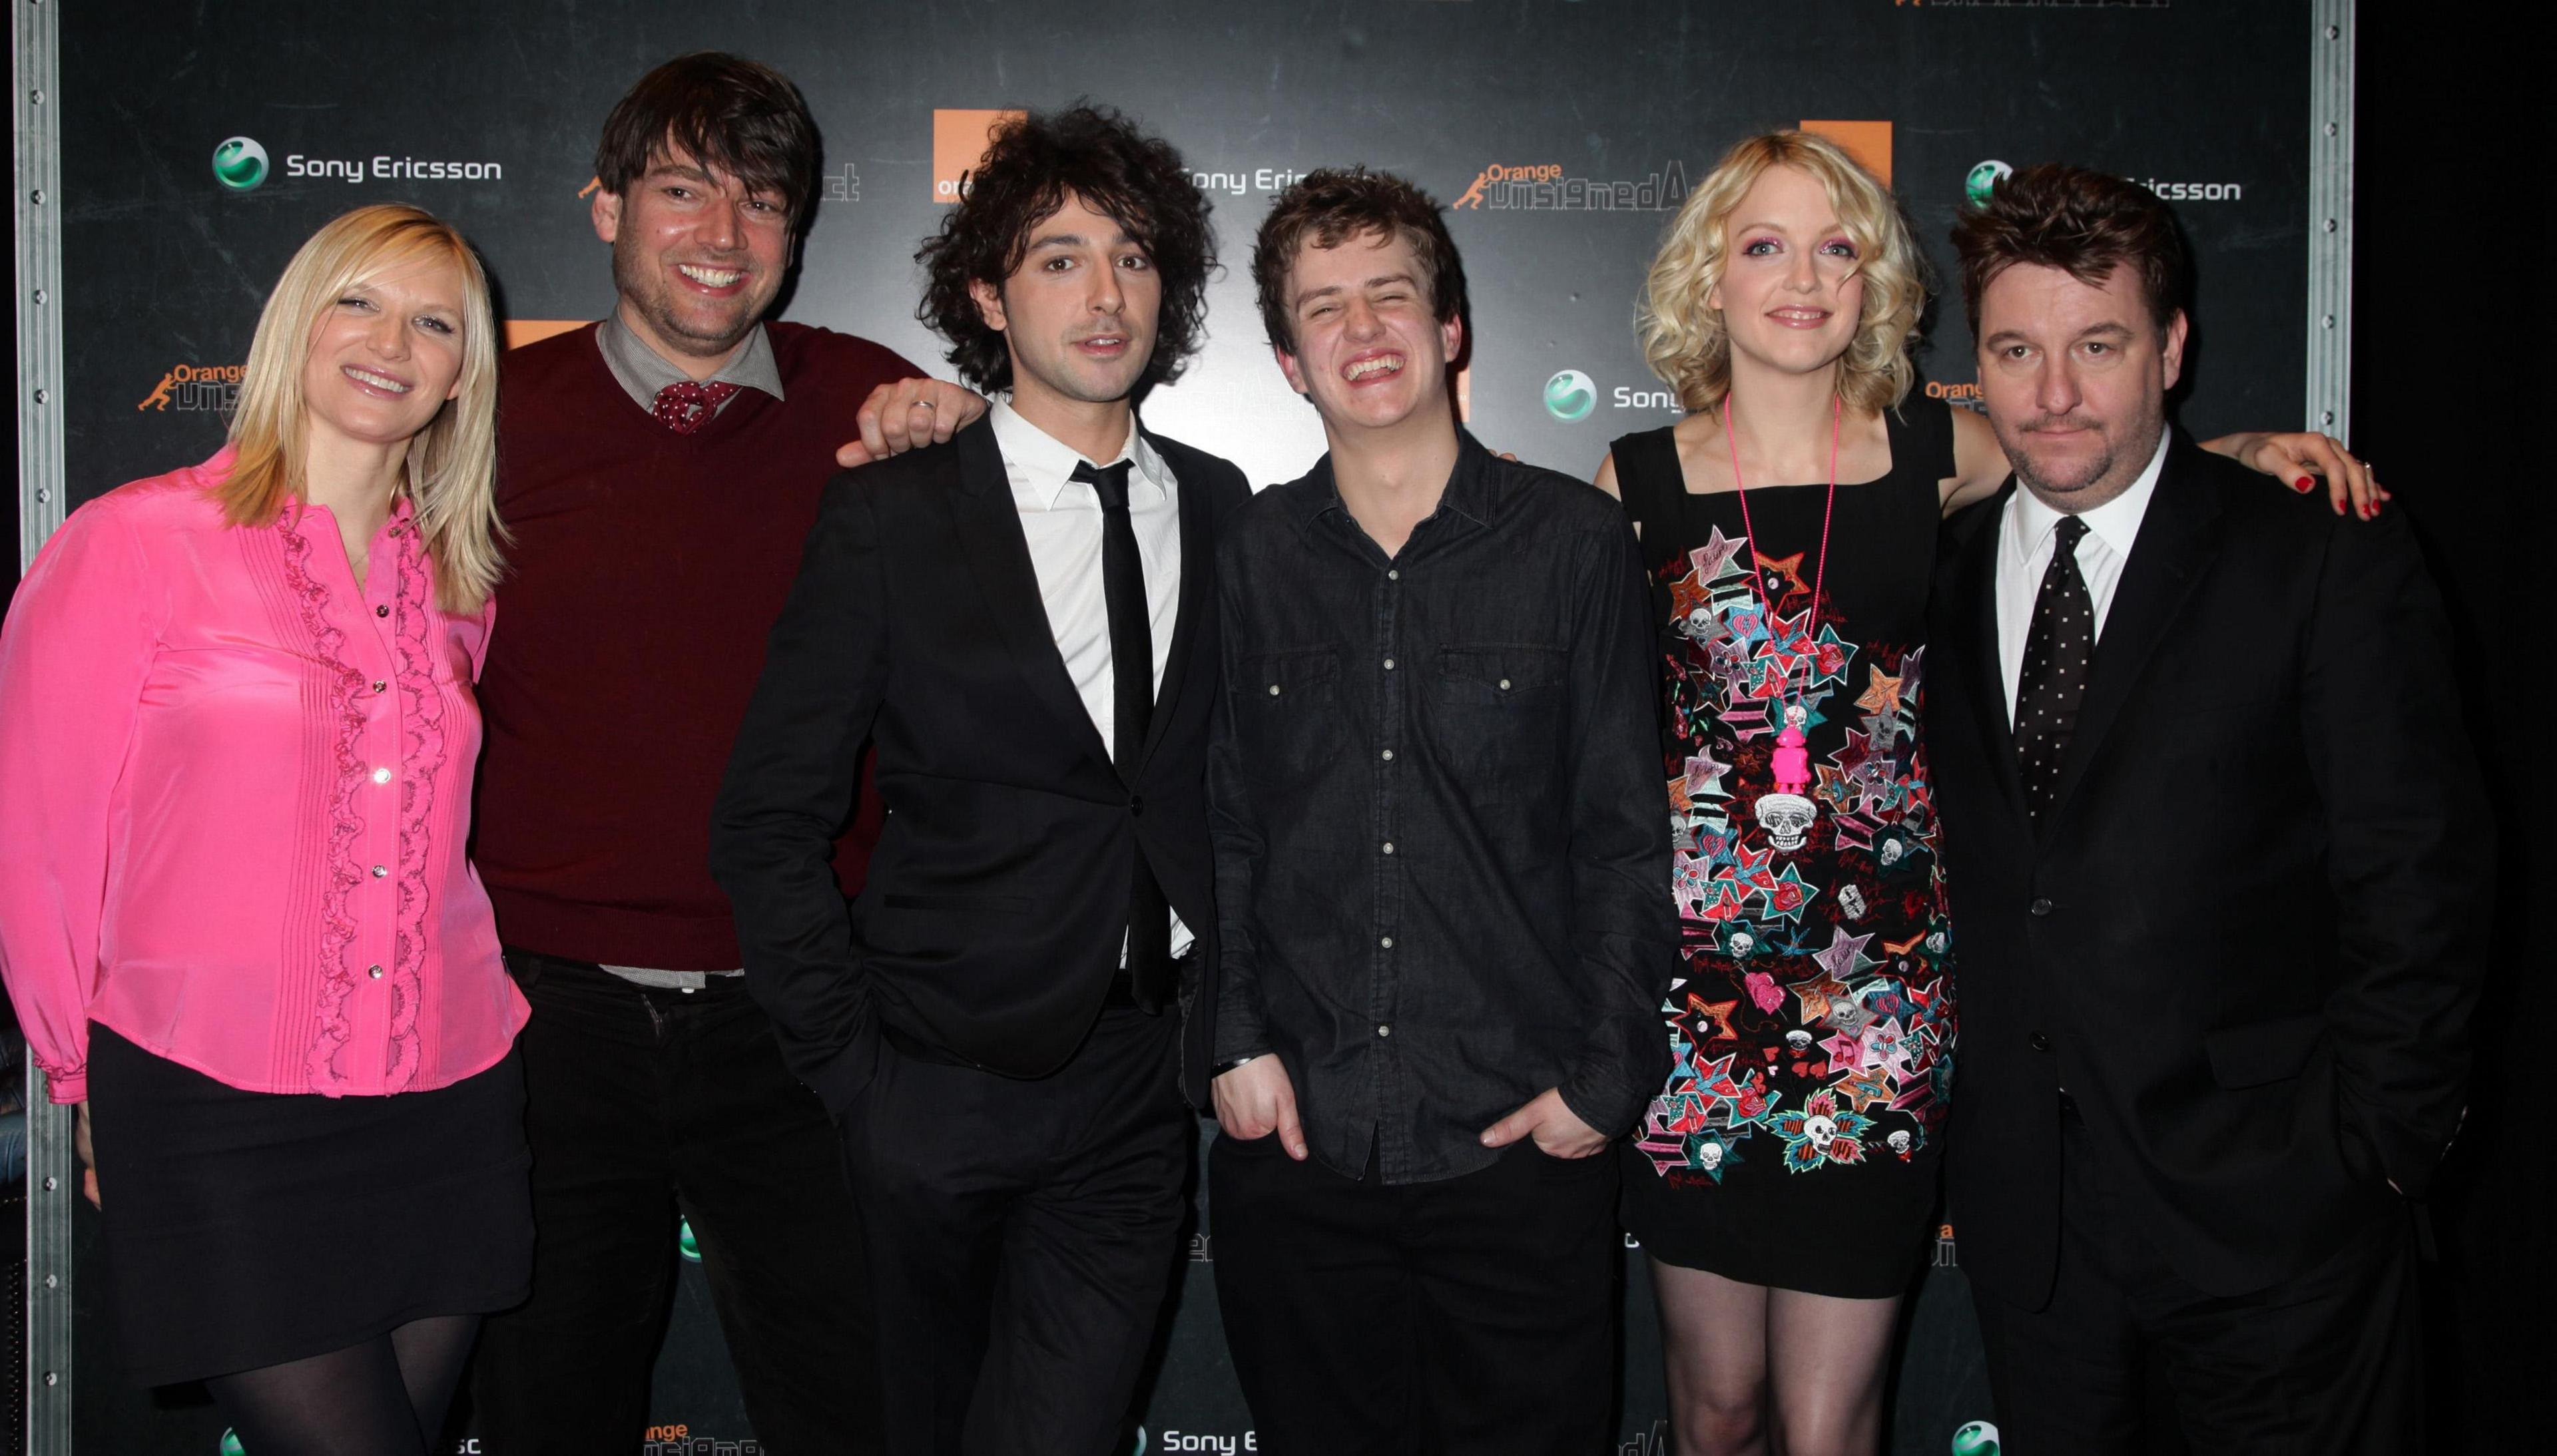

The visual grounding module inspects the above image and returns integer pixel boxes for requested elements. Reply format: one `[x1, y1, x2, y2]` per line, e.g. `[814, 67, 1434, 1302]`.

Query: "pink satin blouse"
[0, 450, 526, 1101]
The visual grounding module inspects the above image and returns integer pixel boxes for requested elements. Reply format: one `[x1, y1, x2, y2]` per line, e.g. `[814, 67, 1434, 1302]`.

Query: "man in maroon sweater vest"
[467, 55, 977, 1454]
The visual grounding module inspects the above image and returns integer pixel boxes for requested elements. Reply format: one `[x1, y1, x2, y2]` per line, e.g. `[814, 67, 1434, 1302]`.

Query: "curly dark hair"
[1952, 162, 2189, 338]
[916, 105, 1215, 395]
[1253, 168, 1467, 354]
[594, 53, 820, 222]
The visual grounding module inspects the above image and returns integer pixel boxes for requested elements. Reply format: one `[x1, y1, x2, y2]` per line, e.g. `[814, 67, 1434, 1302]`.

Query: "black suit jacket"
[710, 417, 1251, 1113]
[1927, 430, 2490, 1306]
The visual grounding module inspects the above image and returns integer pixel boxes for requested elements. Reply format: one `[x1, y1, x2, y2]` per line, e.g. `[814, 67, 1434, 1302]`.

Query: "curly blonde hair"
[1637, 131, 1925, 415]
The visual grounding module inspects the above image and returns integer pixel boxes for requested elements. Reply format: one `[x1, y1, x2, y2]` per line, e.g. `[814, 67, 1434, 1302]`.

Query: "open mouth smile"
[1342, 352, 1405, 384]
[342, 365, 412, 396]
[675, 263, 746, 290]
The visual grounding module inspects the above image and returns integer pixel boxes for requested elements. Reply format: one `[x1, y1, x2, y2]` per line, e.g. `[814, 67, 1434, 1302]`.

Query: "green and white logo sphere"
[212, 136, 269, 192]
[1544, 369, 1597, 422]
[1964, 160, 2012, 209]
[679, 1216, 702, 1262]
[1950, 1419, 2001, 1456]
[219, 1429, 247, 1456]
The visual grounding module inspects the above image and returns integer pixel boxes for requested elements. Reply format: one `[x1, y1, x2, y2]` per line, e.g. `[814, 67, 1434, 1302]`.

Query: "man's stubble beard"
[1999, 395, 2167, 515]
[609, 233, 764, 362]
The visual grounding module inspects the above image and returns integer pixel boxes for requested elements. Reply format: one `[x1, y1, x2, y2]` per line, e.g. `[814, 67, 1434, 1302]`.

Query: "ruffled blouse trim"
[274, 503, 439, 1094]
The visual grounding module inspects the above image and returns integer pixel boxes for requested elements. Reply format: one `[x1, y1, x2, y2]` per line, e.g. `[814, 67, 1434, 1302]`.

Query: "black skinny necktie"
[2014, 515, 2094, 818]
[1071, 459, 1173, 1011]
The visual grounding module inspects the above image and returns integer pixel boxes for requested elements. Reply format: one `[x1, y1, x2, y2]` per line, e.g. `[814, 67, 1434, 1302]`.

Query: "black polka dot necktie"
[2014, 515, 2094, 818]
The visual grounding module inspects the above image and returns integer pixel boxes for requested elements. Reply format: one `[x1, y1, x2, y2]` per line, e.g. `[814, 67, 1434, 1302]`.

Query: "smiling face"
[296, 254, 467, 455]
[1976, 259, 2187, 512]
[1273, 226, 1462, 437]
[970, 191, 1162, 417]
[1709, 164, 1865, 384]
[595, 144, 793, 367]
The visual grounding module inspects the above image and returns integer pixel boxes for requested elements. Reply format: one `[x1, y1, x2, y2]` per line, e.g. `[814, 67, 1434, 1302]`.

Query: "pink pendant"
[1755, 706, 1817, 852]
[1772, 719, 1811, 796]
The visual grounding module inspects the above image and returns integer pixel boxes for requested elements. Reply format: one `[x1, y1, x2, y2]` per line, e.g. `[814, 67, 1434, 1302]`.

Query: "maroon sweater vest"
[473, 322, 919, 968]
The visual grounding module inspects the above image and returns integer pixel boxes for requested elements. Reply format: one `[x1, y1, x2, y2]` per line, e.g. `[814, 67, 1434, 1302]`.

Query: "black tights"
[204, 1314, 480, 1456]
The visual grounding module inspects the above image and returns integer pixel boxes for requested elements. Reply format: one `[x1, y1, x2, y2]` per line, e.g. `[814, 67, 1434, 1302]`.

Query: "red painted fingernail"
[2294, 477, 2314, 493]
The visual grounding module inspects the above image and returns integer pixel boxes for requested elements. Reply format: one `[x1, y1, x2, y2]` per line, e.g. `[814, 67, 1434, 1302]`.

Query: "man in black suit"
[709, 106, 1247, 1455]
[1926, 163, 2488, 1454]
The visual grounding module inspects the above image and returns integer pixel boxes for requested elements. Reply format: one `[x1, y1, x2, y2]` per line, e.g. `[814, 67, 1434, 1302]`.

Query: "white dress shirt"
[1996, 431, 2171, 726]
[988, 399, 1192, 959]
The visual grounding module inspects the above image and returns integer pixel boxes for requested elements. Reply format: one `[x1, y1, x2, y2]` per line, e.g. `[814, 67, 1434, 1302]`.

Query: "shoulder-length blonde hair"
[1637, 131, 1926, 416]
[219, 204, 503, 613]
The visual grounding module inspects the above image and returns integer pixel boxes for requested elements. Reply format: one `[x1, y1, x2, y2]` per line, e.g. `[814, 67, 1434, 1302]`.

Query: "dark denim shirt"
[1209, 431, 1675, 1184]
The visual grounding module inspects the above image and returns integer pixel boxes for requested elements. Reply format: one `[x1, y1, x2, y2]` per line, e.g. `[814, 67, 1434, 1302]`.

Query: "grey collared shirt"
[596, 310, 786, 418]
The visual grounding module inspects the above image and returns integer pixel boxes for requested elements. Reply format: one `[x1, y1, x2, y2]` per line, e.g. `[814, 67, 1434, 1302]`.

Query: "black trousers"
[469, 954, 876, 1455]
[1209, 1132, 1620, 1456]
[838, 1002, 1191, 1456]
[1972, 1101, 2422, 1455]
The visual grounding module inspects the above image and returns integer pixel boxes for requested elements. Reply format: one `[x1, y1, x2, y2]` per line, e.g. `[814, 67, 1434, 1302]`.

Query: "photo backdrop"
[41, 2, 2329, 1452]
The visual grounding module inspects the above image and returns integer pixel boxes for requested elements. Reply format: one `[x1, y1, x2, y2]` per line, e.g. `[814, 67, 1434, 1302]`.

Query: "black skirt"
[85, 1025, 533, 1385]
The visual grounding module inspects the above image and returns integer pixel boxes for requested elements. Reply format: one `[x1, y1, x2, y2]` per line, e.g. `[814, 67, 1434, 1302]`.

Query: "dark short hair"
[1952, 162, 2189, 338]
[594, 53, 820, 222]
[915, 105, 1215, 395]
[1253, 168, 1468, 353]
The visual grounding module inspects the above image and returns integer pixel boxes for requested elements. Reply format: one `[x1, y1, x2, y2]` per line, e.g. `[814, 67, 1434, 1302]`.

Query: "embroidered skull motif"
[1758, 794, 1816, 851]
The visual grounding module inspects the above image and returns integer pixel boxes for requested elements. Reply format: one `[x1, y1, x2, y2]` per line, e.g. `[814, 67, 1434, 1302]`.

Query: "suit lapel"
[1950, 482, 2029, 821]
[1136, 434, 1214, 775]
[2040, 435, 2224, 826]
[948, 421, 1116, 772]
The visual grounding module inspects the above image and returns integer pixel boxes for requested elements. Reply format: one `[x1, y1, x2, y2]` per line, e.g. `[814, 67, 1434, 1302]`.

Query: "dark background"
[11, 3, 2534, 1453]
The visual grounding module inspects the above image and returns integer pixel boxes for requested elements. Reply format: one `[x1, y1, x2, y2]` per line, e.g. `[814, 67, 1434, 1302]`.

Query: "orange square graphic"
[505, 320, 587, 350]
[1799, 120, 1893, 188]
[934, 109, 1026, 203]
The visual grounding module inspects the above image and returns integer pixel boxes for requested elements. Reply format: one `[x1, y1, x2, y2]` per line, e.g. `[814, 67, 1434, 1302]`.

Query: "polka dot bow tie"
[651, 379, 740, 435]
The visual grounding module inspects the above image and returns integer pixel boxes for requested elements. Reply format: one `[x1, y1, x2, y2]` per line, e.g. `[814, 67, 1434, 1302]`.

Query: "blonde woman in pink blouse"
[0, 204, 526, 1452]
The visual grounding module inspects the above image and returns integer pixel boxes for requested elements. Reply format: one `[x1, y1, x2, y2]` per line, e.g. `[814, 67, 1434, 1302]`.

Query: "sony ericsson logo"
[1544, 370, 1597, 423]
[214, 134, 505, 190]
[1545, 370, 1683, 422]
[679, 1216, 702, 1262]
[212, 136, 268, 191]
[1144, 1428, 1258, 1453]
[1950, 1420, 2002, 1455]
[1964, 159, 2012, 208]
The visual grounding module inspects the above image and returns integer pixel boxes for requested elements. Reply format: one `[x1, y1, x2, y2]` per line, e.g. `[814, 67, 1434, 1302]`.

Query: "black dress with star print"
[1609, 397, 1960, 1299]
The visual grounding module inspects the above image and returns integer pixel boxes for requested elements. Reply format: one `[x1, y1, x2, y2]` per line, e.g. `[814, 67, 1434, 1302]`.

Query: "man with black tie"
[1927, 164, 2489, 1454]
[709, 105, 1244, 1456]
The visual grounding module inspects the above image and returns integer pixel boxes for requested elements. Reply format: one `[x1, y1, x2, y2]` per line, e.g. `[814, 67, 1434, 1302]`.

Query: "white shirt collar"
[988, 398, 1166, 511]
[2007, 428, 2171, 563]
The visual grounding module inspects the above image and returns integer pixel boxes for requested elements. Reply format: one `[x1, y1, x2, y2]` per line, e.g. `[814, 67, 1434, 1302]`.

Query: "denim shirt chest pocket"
[1237, 646, 1346, 786]
[1431, 643, 1569, 792]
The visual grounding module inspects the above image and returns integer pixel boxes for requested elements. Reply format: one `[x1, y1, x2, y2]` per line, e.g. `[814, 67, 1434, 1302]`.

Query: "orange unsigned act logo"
[137, 363, 244, 413]
[933, 108, 1025, 202]
[1451, 121, 1892, 212]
